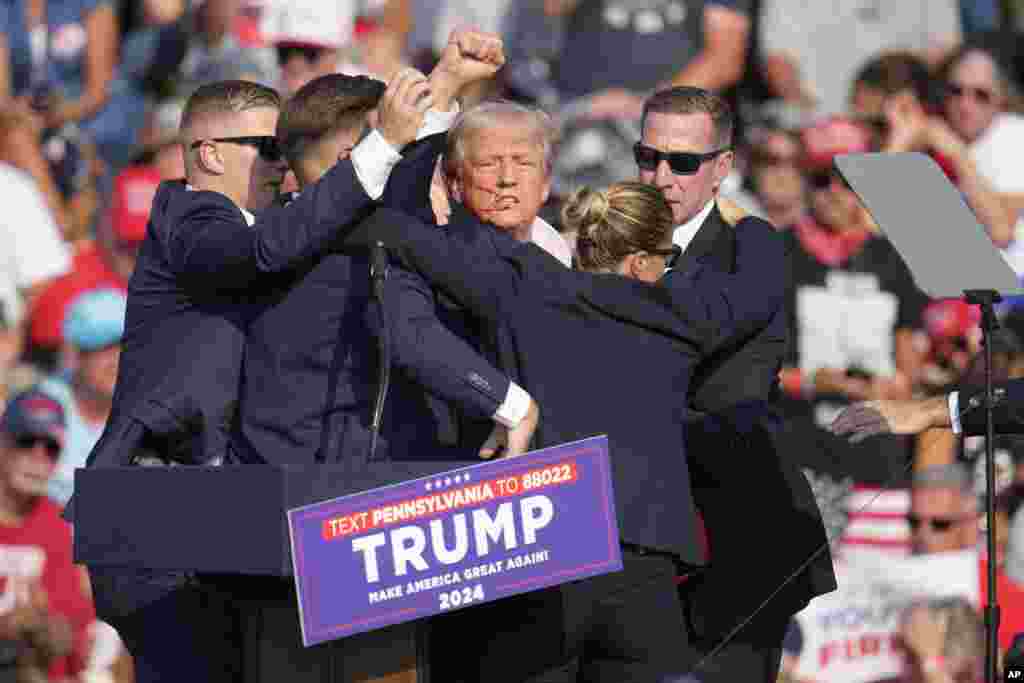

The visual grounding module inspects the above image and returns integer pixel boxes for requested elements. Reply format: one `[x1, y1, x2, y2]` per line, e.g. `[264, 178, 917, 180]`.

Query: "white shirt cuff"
[351, 130, 402, 200]
[949, 391, 962, 434]
[493, 382, 532, 428]
[419, 103, 461, 139]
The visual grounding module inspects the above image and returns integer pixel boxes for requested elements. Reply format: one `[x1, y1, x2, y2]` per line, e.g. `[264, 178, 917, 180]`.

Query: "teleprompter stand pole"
[964, 289, 1001, 683]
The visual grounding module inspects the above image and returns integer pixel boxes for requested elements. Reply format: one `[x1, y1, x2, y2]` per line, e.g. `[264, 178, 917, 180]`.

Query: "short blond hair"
[180, 80, 281, 134]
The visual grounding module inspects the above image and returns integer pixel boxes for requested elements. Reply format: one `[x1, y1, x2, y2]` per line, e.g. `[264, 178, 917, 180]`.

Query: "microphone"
[369, 242, 391, 461]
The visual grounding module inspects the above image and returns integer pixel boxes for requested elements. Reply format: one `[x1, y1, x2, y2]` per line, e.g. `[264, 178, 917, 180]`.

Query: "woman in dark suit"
[358, 181, 786, 682]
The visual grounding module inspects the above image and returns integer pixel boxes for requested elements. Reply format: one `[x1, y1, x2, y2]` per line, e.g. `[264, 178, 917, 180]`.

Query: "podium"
[74, 461, 464, 683]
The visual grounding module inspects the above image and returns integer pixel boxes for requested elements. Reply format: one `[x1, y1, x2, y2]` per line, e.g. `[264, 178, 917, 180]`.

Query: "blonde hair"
[563, 182, 674, 272]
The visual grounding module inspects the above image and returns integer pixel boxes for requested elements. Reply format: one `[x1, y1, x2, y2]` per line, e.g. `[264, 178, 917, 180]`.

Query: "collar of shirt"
[672, 199, 715, 253]
[530, 216, 573, 267]
[186, 184, 255, 226]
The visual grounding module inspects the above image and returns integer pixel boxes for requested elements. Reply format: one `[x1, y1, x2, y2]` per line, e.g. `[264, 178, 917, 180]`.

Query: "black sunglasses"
[191, 136, 283, 163]
[13, 435, 60, 459]
[808, 170, 852, 192]
[906, 514, 968, 533]
[276, 44, 328, 66]
[634, 143, 728, 175]
[946, 82, 996, 106]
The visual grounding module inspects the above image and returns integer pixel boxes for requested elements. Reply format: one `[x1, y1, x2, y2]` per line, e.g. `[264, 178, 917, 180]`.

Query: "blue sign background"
[288, 435, 621, 646]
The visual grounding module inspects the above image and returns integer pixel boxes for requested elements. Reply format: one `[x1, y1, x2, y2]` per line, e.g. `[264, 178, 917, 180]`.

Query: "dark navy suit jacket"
[671, 205, 836, 631]
[348, 206, 784, 565]
[86, 159, 379, 470]
[232, 238, 510, 465]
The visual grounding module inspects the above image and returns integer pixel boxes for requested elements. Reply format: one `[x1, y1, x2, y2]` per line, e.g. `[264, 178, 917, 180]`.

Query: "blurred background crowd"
[7, 0, 1024, 680]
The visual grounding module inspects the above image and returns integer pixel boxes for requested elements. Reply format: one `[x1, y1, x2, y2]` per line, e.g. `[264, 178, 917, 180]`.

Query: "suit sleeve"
[379, 133, 447, 225]
[167, 160, 372, 290]
[959, 378, 1024, 435]
[666, 217, 787, 356]
[385, 265, 511, 419]
[348, 208, 527, 325]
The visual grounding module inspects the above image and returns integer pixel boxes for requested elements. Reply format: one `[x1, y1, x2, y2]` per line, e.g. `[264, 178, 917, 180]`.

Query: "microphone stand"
[964, 288, 1001, 683]
[369, 242, 391, 462]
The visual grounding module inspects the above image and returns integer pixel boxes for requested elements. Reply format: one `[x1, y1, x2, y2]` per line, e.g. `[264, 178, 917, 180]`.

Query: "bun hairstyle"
[563, 182, 674, 272]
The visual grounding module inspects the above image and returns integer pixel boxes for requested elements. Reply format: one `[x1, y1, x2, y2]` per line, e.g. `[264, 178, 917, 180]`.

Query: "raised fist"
[436, 28, 506, 90]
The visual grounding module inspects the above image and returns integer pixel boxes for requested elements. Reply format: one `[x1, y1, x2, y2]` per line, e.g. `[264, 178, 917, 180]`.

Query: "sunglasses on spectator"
[190, 136, 283, 163]
[12, 436, 60, 460]
[808, 171, 851, 192]
[276, 44, 329, 66]
[946, 83, 997, 105]
[906, 514, 970, 533]
[634, 143, 729, 175]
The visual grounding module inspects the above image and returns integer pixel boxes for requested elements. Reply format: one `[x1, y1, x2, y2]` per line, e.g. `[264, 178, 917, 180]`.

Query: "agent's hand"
[376, 68, 434, 149]
[829, 396, 949, 442]
[479, 398, 539, 459]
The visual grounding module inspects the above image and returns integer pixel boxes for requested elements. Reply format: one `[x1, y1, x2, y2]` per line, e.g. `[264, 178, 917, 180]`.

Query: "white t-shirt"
[970, 112, 1024, 194]
[0, 164, 71, 326]
[760, 0, 961, 116]
[970, 113, 1024, 274]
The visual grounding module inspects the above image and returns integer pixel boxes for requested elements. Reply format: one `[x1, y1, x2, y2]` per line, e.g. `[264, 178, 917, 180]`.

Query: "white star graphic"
[435, 480, 442, 489]
[444, 477, 452, 486]
[464, 473, 471, 481]
[454, 475, 462, 484]
[425, 482, 433, 491]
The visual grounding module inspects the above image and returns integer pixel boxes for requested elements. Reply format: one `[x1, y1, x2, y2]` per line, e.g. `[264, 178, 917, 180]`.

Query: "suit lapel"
[675, 204, 736, 275]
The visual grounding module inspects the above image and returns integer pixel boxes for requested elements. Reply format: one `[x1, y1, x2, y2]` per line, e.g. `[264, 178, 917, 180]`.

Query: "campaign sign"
[287, 435, 622, 647]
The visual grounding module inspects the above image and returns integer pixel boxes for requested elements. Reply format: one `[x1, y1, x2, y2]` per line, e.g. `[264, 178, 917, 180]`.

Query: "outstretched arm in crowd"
[830, 378, 1024, 440]
[665, 4, 750, 93]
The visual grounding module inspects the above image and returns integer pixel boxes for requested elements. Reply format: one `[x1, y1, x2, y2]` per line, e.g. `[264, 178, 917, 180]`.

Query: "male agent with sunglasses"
[78, 72, 435, 682]
[636, 86, 834, 683]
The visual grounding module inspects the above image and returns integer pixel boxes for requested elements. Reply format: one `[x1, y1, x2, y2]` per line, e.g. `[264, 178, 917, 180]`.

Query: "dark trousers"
[677, 575, 789, 683]
[431, 549, 694, 683]
[679, 410, 834, 683]
[90, 568, 242, 683]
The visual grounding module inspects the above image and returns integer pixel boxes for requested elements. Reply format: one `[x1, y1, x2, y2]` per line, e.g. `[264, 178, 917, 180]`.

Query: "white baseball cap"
[262, 0, 356, 49]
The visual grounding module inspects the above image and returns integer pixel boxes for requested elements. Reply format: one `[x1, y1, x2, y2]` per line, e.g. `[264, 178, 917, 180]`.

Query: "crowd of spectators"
[5, 0, 1024, 680]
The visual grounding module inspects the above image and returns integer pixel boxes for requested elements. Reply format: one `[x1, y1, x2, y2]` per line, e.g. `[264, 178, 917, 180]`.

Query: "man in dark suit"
[636, 86, 834, 682]
[80, 74, 434, 681]
[232, 29, 539, 471]
[348, 96, 789, 676]
[832, 379, 1024, 438]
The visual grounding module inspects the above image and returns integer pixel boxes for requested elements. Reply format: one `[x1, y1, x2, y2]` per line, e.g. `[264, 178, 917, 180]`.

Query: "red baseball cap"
[923, 298, 981, 340]
[800, 116, 875, 173]
[109, 165, 162, 244]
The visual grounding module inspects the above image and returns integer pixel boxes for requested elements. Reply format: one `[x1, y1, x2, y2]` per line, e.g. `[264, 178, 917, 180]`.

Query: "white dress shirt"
[949, 391, 962, 434]
[530, 217, 573, 267]
[672, 199, 716, 253]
